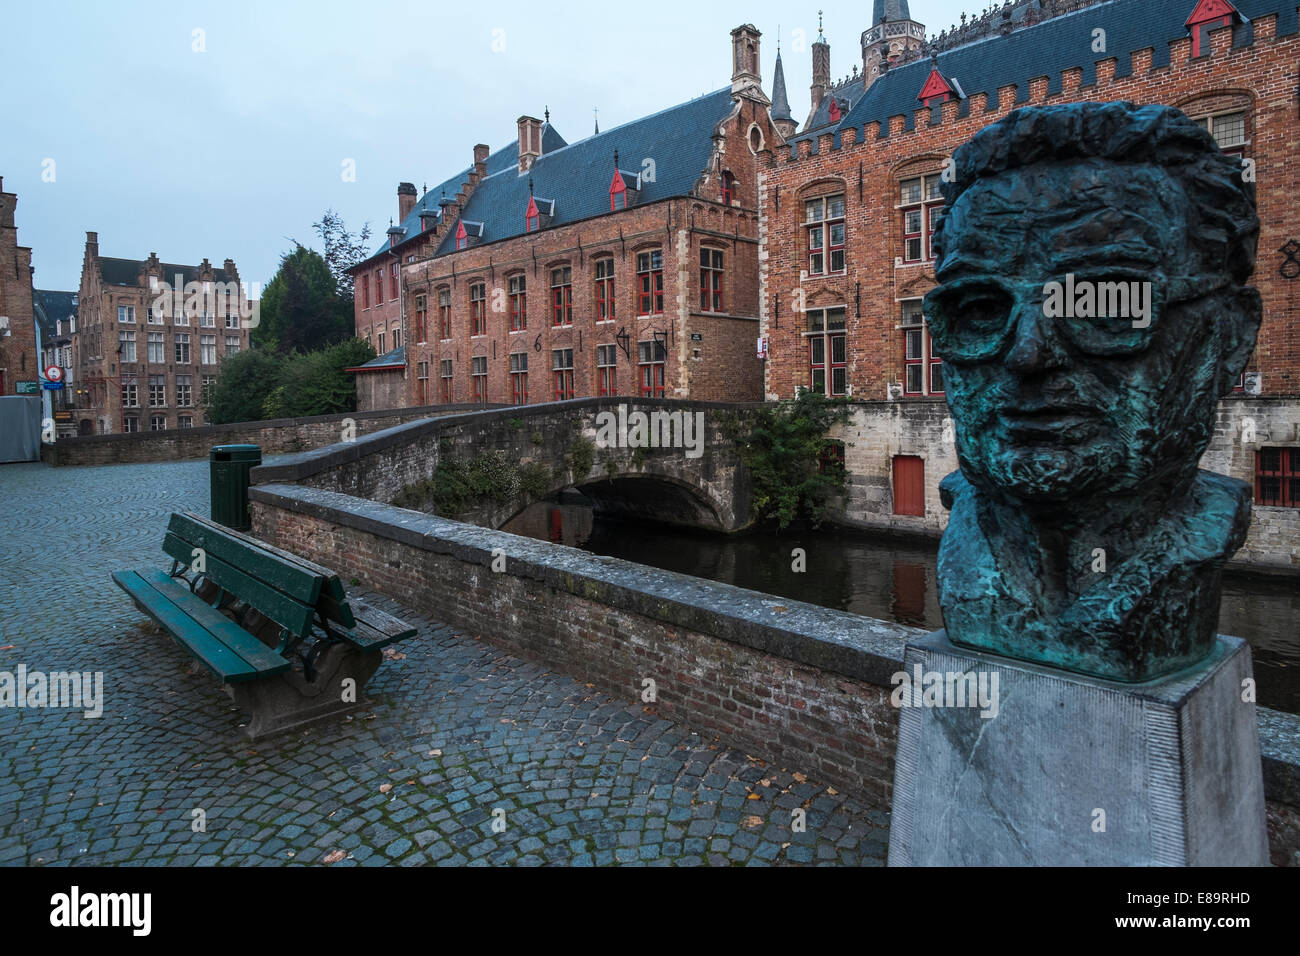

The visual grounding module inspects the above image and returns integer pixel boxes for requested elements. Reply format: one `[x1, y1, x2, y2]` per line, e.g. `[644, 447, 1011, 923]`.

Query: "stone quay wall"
[248, 482, 1300, 865]
[38, 403, 504, 466]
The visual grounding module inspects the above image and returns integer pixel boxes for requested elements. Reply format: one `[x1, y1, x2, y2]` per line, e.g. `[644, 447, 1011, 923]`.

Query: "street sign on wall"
[15, 381, 39, 395]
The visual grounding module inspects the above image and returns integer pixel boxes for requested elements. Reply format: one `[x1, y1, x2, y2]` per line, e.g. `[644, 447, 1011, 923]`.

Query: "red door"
[893, 455, 925, 516]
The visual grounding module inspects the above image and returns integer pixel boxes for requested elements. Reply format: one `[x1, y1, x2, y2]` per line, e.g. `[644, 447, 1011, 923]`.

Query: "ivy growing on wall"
[720, 391, 852, 530]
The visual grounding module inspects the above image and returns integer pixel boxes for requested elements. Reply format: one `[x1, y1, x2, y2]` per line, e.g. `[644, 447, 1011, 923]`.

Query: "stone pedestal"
[888, 630, 1268, 866]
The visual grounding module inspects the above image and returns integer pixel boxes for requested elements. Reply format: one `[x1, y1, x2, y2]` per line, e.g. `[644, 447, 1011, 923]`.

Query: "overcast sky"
[3, 0, 977, 292]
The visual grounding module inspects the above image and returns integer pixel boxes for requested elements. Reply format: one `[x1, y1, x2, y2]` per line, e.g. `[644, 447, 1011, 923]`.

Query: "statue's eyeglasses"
[922, 271, 1228, 363]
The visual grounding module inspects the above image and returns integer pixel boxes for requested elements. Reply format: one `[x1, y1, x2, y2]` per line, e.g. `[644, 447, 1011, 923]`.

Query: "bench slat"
[163, 533, 316, 638]
[177, 513, 358, 628]
[332, 598, 418, 651]
[168, 514, 323, 605]
[111, 569, 290, 683]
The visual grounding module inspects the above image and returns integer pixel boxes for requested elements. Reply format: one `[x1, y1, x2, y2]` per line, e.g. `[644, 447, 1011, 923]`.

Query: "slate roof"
[803, 76, 868, 134]
[368, 125, 569, 260]
[347, 345, 405, 372]
[32, 289, 78, 339]
[429, 88, 735, 257]
[98, 256, 231, 287]
[793, 0, 1295, 153]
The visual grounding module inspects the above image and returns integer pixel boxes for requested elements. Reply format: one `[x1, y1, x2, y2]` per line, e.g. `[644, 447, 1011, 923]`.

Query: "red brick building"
[758, 0, 1300, 560]
[74, 233, 253, 434]
[348, 25, 784, 409]
[0, 176, 37, 396]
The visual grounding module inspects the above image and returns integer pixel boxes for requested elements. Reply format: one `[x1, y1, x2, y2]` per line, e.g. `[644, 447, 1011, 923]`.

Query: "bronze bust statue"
[923, 101, 1262, 682]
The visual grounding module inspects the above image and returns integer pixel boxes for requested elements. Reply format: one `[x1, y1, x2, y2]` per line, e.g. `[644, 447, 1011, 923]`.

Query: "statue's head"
[925, 102, 1261, 505]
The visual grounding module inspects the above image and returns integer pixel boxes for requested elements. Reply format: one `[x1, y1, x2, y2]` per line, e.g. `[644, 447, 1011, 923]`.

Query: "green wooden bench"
[112, 512, 417, 739]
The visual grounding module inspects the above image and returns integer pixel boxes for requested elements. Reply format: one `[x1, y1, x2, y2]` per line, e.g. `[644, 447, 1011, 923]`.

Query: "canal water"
[503, 496, 1300, 715]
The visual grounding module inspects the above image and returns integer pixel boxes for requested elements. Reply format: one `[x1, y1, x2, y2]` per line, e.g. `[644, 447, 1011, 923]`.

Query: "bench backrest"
[165, 513, 357, 636]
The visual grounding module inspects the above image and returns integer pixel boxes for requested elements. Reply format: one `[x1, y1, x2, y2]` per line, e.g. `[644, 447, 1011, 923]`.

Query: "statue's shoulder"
[938, 470, 973, 512]
[1191, 469, 1253, 555]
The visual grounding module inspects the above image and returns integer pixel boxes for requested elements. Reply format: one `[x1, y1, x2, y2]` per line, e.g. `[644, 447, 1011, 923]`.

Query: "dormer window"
[918, 68, 953, 107]
[828, 98, 841, 123]
[526, 195, 540, 232]
[1186, 0, 1241, 57]
[455, 220, 468, 251]
[610, 170, 627, 210]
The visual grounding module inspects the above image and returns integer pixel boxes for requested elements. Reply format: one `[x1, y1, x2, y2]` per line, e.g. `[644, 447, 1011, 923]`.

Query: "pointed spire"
[770, 44, 793, 122]
[544, 105, 550, 124]
[817, 9, 825, 41]
[594, 107, 599, 135]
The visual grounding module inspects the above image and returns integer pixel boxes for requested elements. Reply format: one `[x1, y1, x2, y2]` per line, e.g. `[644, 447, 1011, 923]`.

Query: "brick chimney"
[474, 144, 490, 176]
[398, 182, 417, 222]
[85, 231, 98, 259]
[811, 30, 830, 117]
[518, 116, 543, 173]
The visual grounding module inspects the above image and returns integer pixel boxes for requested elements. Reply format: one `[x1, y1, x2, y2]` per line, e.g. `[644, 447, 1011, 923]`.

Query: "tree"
[262, 339, 375, 420]
[205, 349, 282, 425]
[313, 209, 372, 301]
[255, 246, 352, 354]
[723, 391, 853, 529]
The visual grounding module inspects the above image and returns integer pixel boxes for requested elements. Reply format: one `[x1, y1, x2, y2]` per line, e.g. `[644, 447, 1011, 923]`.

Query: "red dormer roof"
[455, 219, 467, 249]
[828, 98, 841, 122]
[1185, 0, 1240, 26]
[525, 194, 540, 231]
[918, 68, 954, 104]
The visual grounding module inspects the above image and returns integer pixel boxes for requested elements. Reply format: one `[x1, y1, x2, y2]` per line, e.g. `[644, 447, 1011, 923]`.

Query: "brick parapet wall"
[247, 481, 1300, 864]
[38, 403, 502, 466]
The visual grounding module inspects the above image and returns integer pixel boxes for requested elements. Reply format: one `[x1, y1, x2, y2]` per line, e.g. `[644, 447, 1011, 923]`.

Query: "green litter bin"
[210, 444, 262, 530]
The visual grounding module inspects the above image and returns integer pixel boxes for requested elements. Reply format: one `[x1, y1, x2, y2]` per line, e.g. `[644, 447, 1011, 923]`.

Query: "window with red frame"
[721, 172, 736, 205]
[414, 294, 427, 343]
[551, 267, 572, 326]
[818, 440, 846, 475]
[1256, 447, 1299, 508]
[553, 348, 574, 400]
[509, 352, 528, 404]
[900, 175, 943, 262]
[361, 274, 370, 309]
[440, 359, 453, 403]
[638, 340, 666, 398]
[416, 359, 429, 405]
[594, 258, 615, 322]
[509, 275, 527, 331]
[805, 194, 846, 276]
[438, 288, 451, 339]
[376, 268, 385, 301]
[807, 306, 847, 396]
[470, 283, 486, 336]
[901, 299, 943, 395]
[699, 248, 724, 312]
[597, 344, 617, 396]
[637, 250, 664, 315]
[471, 355, 487, 402]
[390, 262, 399, 300]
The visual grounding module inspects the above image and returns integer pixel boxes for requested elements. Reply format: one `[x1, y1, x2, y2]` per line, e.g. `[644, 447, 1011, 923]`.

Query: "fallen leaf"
[382, 648, 406, 661]
[746, 793, 761, 801]
[743, 815, 764, 829]
[427, 749, 442, 757]
[759, 778, 771, 787]
[378, 783, 392, 794]
[792, 772, 807, 783]
[827, 786, 838, 796]
[322, 849, 346, 864]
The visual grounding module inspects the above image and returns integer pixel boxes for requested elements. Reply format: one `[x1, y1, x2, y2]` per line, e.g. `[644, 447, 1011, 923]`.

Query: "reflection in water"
[502, 495, 1300, 715]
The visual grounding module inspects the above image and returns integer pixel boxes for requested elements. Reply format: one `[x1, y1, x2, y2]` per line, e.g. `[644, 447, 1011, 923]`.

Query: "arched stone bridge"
[252, 398, 762, 532]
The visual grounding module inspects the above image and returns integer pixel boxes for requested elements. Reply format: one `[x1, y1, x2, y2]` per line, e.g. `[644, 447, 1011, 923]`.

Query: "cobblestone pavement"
[0, 459, 891, 866]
